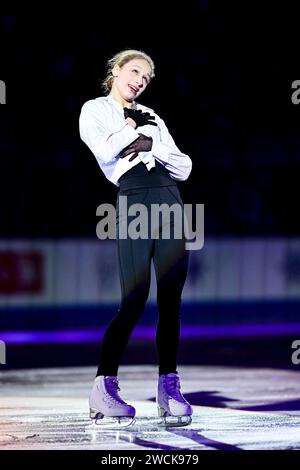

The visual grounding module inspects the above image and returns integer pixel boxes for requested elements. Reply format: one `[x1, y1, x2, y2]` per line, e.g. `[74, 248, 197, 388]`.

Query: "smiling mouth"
[129, 85, 139, 93]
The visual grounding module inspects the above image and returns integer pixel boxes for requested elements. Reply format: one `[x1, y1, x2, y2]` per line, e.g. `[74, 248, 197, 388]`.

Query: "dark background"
[1, 2, 299, 239]
[1, 3, 300, 371]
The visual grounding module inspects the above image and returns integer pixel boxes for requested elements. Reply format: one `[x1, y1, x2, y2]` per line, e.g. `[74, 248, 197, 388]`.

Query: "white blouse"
[79, 95, 192, 186]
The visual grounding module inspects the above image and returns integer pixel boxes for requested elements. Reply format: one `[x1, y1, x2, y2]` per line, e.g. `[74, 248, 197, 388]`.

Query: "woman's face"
[111, 58, 152, 106]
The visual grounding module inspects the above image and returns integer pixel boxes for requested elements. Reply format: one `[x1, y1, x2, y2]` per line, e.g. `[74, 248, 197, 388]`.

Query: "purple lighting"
[1, 323, 300, 345]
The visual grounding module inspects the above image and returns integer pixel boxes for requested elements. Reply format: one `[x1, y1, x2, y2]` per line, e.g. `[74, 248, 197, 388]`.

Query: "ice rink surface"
[0, 365, 300, 450]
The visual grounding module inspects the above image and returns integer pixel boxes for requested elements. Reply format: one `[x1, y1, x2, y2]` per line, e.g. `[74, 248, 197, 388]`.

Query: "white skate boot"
[157, 372, 193, 427]
[89, 376, 136, 429]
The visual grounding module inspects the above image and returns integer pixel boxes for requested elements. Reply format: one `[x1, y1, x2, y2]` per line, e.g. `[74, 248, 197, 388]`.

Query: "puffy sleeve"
[151, 115, 192, 181]
[79, 100, 140, 164]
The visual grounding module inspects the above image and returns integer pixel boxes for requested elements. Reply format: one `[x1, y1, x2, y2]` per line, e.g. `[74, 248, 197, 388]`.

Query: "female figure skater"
[79, 49, 193, 427]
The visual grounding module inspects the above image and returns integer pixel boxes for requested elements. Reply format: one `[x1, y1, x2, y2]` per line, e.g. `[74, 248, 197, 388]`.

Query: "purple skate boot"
[157, 372, 193, 427]
[89, 376, 136, 429]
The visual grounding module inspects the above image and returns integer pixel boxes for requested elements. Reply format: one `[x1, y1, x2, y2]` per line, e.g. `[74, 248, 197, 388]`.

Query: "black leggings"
[96, 163, 189, 376]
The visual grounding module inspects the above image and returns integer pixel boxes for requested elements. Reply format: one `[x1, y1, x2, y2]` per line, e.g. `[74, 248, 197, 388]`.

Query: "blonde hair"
[101, 49, 155, 95]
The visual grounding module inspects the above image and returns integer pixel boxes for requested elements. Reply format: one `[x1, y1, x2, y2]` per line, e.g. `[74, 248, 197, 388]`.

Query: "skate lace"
[165, 375, 186, 402]
[104, 377, 126, 405]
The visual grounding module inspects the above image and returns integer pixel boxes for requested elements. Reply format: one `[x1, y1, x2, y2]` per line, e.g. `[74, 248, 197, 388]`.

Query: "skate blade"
[88, 414, 136, 431]
[158, 408, 192, 427]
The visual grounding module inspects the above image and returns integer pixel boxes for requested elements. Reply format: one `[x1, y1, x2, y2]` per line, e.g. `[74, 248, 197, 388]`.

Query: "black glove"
[119, 134, 153, 161]
[124, 107, 157, 127]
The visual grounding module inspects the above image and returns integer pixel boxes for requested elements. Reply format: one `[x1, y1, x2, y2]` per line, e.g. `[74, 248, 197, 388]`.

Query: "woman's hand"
[119, 134, 153, 161]
[125, 116, 138, 128]
[124, 108, 157, 128]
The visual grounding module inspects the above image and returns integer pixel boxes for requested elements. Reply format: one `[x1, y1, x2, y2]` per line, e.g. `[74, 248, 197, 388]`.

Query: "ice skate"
[88, 376, 136, 430]
[157, 372, 193, 427]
